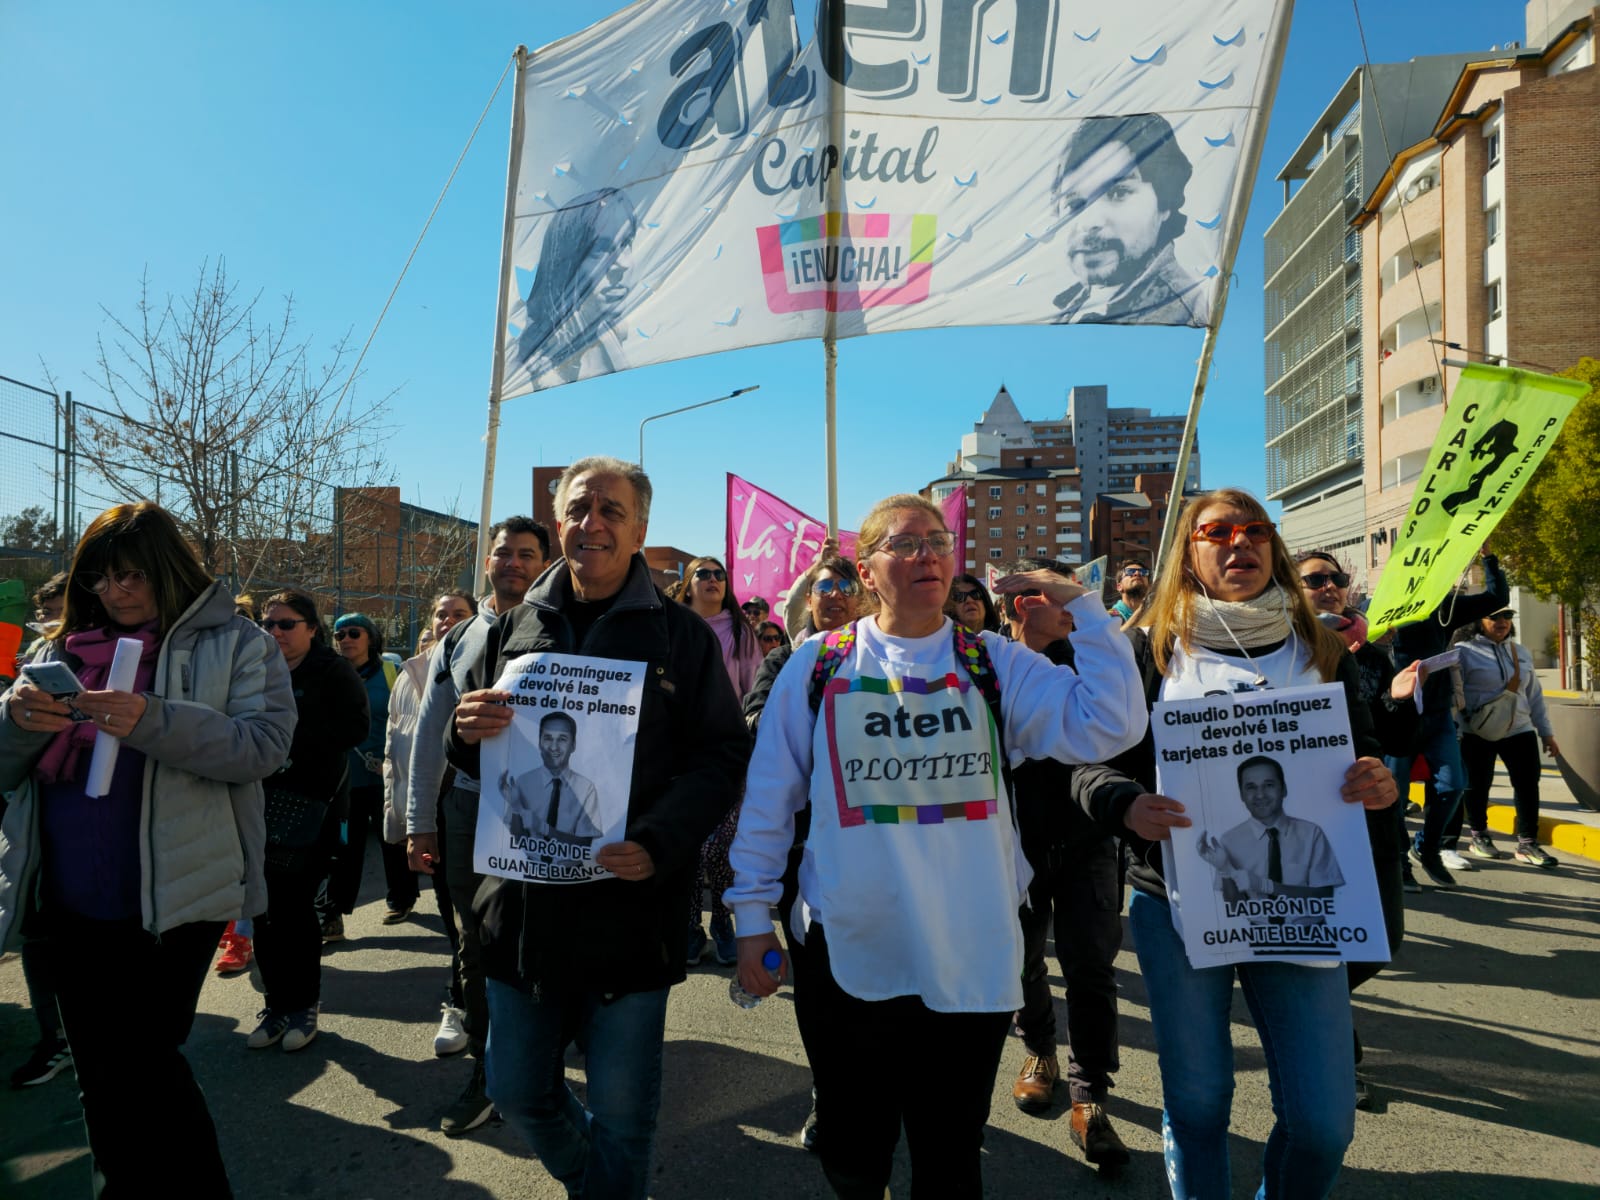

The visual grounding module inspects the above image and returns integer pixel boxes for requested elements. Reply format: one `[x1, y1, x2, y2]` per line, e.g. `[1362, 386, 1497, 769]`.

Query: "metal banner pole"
[477, 45, 530, 571]
[822, 0, 846, 538]
[1153, 0, 1297, 574]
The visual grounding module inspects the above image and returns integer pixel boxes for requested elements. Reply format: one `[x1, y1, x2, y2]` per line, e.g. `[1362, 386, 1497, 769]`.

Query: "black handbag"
[263, 784, 331, 873]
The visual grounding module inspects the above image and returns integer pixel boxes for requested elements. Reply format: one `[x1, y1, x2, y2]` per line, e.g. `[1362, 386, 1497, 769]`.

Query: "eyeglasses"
[260, 618, 308, 632]
[1191, 521, 1275, 545]
[875, 532, 957, 559]
[692, 567, 727, 582]
[759, 632, 784, 645]
[950, 587, 983, 602]
[1300, 571, 1350, 590]
[1488, 610, 1514, 621]
[1120, 566, 1149, 578]
[77, 569, 148, 594]
[334, 628, 367, 640]
[811, 578, 858, 597]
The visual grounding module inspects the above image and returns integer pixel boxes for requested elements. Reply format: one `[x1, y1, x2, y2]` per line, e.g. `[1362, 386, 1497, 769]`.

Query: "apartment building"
[925, 384, 1198, 572]
[1263, 52, 1486, 591]
[1354, 8, 1596, 662]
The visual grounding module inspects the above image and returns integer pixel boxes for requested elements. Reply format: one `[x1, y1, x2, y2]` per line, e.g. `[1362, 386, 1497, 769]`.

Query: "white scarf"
[1185, 581, 1294, 650]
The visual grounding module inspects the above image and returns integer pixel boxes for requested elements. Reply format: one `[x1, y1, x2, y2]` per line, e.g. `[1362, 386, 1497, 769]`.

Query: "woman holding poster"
[0, 501, 296, 1196]
[727, 494, 1145, 1199]
[1073, 488, 1397, 1200]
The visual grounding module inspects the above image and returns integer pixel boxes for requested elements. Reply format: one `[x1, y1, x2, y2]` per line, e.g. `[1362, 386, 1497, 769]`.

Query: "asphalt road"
[3, 829, 1598, 1199]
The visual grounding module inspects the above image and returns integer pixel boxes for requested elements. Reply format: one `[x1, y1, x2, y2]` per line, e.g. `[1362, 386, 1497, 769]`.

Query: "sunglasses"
[1488, 610, 1514, 621]
[1120, 566, 1149, 578]
[759, 632, 784, 645]
[1300, 571, 1350, 590]
[77, 569, 148, 594]
[811, 578, 858, 597]
[334, 628, 367, 640]
[950, 586, 983, 602]
[693, 567, 727, 582]
[876, 532, 957, 559]
[260, 618, 308, 632]
[1192, 521, 1275, 545]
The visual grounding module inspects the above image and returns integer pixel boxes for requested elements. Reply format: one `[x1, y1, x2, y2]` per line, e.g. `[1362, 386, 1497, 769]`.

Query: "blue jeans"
[1384, 710, 1464, 857]
[1129, 890, 1355, 1200]
[485, 978, 670, 1200]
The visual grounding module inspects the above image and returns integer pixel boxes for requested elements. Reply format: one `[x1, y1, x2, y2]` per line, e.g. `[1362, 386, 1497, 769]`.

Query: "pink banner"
[726, 474, 857, 617]
[725, 475, 968, 618]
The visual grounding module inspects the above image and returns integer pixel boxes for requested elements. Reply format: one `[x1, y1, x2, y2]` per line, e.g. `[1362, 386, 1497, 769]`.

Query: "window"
[989, 547, 1003, 559]
[1016, 506, 1026, 516]
[988, 527, 1002, 538]
[987, 506, 1001, 519]
[1485, 130, 1500, 166]
[1035, 505, 1047, 515]
[1035, 484, 1046, 495]
[1036, 547, 1049, 556]
[1485, 204, 1500, 245]
[1016, 527, 1027, 539]
[1036, 526, 1048, 537]
[1487, 281, 1503, 319]
[1016, 485, 1026, 495]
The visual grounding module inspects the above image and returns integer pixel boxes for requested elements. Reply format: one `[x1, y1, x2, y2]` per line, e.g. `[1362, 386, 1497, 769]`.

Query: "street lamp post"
[637, 386, 761, 468]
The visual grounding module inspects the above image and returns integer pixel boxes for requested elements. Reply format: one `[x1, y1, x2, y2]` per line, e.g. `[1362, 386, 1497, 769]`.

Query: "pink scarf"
[34, 622, 160, 785]
[1325, 610, 1369, 653]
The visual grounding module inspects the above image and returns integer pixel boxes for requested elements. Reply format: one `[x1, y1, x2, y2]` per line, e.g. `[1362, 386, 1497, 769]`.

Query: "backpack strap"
[807, 622, 857, 715]
[951, 622, 1016, 819]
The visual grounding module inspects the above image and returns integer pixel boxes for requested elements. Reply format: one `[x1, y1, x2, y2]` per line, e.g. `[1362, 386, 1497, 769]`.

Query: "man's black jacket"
[447, 555, 749, 996]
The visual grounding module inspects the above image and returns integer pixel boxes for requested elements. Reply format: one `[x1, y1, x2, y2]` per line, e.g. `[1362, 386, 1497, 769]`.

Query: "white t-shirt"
[727, 597, 1145, 1013]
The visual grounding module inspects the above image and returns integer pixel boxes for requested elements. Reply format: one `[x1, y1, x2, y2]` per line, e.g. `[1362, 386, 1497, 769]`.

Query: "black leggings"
[1450, 729, 1543, 842]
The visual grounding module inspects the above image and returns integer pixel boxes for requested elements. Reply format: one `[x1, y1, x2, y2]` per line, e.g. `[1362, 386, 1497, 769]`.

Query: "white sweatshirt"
[726, 594, 1144, 1013]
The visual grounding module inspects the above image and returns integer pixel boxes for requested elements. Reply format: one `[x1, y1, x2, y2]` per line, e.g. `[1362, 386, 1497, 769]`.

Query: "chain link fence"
[0, 378, 476, 651]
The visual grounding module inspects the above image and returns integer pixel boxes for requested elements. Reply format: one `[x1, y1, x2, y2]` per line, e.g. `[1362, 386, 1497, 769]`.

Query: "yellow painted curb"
[1403, 782, 1600, 863]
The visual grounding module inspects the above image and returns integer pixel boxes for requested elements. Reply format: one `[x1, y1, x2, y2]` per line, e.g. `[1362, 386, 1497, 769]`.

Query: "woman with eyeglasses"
[0, 501, 296, 1195]
[1072, 489, 1397, 1199]
[1448, 608, 1560, 868]
[727, 494, 1144, 1197]
[250, 588, 368, 1054]
[680, 555, 764, 965]
[1296, 548, 1422, 1110]
[945, 572, 1001, 635]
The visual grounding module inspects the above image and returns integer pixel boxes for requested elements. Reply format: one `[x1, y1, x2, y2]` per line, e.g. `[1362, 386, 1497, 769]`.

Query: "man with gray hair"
[449, 455, 747, 1197]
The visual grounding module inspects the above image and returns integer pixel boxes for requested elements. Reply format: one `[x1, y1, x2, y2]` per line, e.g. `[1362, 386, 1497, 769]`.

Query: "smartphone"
[19, 662, 93, 722]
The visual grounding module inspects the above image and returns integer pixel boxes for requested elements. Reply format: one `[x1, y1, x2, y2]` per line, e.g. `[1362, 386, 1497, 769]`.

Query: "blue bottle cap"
[761, 948, 783, 971]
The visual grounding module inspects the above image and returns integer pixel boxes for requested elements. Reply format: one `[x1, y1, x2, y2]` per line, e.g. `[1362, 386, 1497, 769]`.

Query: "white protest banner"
[500, 0, 1290, 396]
[1152, 684, 1388, 969]
[476, 653, 646, 884]
[1074, 555, 1107, 589]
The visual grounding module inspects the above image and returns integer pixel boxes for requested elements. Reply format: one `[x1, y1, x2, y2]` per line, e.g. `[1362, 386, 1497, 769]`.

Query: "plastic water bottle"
[728, 948, 784, 1009]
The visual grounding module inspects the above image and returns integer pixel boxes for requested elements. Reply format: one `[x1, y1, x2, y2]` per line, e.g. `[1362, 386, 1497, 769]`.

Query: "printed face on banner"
[477, 653, 646, 884]
[1151, 684, 1389, 968]
[501, 0, 1285, 396]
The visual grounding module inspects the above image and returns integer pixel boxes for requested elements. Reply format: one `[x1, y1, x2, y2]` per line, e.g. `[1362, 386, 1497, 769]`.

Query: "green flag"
[1367, 363, 1588, 639]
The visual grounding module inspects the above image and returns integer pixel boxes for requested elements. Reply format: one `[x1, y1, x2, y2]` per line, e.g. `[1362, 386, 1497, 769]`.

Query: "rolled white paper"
[84, 637, 144, 799]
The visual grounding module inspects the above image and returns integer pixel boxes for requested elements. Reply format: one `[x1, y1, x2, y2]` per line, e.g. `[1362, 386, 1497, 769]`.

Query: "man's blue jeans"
[1129, 891, 1355, 1200]
[1384, 709, 1464, 858]
[485, 978, 670, 1200]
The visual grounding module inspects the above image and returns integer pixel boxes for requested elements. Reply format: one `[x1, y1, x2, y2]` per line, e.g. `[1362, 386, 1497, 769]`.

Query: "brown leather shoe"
[1070, 1101, 1131, 1169]
[1011, 1053, 1059, 1112]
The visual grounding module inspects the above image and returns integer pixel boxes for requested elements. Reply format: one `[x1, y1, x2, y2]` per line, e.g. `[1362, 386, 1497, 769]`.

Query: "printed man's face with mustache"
[1059, 140, 1167, 288]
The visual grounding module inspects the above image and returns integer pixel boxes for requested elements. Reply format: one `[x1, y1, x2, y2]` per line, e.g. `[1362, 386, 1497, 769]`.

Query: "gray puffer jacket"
[0, 581, 296, 947]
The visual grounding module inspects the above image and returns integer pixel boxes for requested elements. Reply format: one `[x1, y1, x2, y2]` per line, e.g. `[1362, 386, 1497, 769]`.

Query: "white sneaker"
[1439, 848, 1474, 871]
[434, 1004, 470, 1057]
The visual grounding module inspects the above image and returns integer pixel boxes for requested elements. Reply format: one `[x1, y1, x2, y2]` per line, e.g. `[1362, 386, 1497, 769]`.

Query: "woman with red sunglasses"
[1073, 487, 1397, 1199]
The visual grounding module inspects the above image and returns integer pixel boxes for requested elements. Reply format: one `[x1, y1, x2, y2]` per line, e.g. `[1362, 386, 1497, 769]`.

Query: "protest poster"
[1151, 683, 1389, 968]
[476, 652, 645, 884]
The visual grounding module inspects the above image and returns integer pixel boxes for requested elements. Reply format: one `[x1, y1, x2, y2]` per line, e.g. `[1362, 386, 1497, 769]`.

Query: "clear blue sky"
[0, 1, 1525, 561]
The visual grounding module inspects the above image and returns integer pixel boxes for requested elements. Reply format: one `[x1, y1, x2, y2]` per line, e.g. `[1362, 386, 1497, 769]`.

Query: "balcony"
[1377, 187, 1442, 262]
[1378, 258, 1443, 335]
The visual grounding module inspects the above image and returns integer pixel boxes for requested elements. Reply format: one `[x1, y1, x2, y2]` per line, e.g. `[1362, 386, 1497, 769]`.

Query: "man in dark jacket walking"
[449, 456, 748, 1198]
